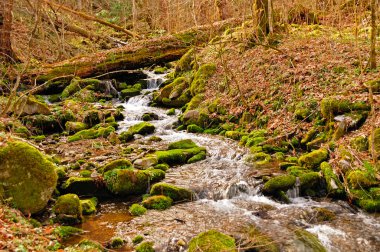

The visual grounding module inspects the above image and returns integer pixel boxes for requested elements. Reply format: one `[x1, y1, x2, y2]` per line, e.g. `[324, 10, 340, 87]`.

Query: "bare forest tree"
[0, 0, 14, 62]
[369, 0, 377, 69]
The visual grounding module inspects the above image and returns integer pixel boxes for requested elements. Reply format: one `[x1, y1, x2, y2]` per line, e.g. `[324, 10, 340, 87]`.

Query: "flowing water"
[71, 71, 380, 251]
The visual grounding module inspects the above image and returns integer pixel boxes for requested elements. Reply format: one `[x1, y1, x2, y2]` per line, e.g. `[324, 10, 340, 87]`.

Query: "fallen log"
[24, 18, 242, 84]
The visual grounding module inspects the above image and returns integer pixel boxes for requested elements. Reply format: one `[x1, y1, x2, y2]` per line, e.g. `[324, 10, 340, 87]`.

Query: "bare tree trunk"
[0, 0, 14, 62]
[369, 0, 377, 69]
[255, 0, 269, 38]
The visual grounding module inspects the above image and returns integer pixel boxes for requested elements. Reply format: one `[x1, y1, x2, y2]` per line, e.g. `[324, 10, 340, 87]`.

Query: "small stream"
[71, 71, 380, 251]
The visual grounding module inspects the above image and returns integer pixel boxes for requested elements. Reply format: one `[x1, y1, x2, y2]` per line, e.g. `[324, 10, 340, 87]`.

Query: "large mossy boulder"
[150, 183, 194, 202]
[104, 169, 150, 196]
[347, 170, 378, 189]
[298, 148, 329, 170]
[156, 77, 192, 107]
[262, 175, 296, 195]
[53, 194, 82, 224]
[0, 141, 57, 214]
[188, 230, 236, 252]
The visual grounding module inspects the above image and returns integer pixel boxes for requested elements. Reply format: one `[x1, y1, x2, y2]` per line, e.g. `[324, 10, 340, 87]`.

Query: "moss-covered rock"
[299, 172, 323, 196]
[120, 87, 141, 99]
[109, 237, 125, 249]
[136, 241, 155, 252]
[132, 235, 144, 245]
[127, 122, 155, 135]
[188, 151, 207, 163]
[22, 114, 61, 134]
[294, 229, 326, 252]
[141, 168, 166, 183]
[244, 226, 280, 252]
[53, 226, 83, 240]
[320, 98, 369, 120]
[357, 199, 380, 213]
[155, 147, 206, 165]
[99, 159, 132, 174]
[119, 131, 134, 143]
[188, 230, 236, 252]
[225, 131, 241, 140]
[77, 239, 105, 251]
[154, 163, 170, 171]
[0, 141, 57, 214]
[347, 170, 378, 189]
[67, 126, 115, 142]
[187, 124, 204, 133]
[176, 48, 195, 73]
[320, 162, 345, 198]
[142, 195, 173, 210]
[298, 148, 328, 170]
[150, 183, 194, 202]
[129, 204, 147, 216]
[81, 197, 98, 215]
[190, 64, 217, 96]
[245, 152, 272, 167]
[262, 175, 296, 195]
[168, 139, 198, 149]
[65, 121, 88, 134]
[53, 194, 82, 224]
[61, 78, 101, 98]
[61, 177, 103, 197]
[104, 169, 150, 196]
[167, 108, 176, 115]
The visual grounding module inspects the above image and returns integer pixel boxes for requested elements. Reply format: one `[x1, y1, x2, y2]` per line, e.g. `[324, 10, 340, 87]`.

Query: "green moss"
[299, 172, 322, 192]
[167, 108, 176, 115]
[190, 64, 217, 96]
[121, 87, 141, 99]
[104, 169, 149, 196]
[80, 170, 92, 178]
[53, 194, 82, 224]
[154, 163, 170, 171]
[127, 122, 155, 135]
[188, 230, 236, 252]
[141, 168, 165, 183]
[262, 175, 296, 195]
[150, 183, 194, 202]
[286, 166, 309, 176]
[153, 66, 167, 74]
[225, 131, 241, 140]
[135, 241, 155, 252]
[301, 128, 318, 145]
[53, 226, 83, 240]
[61, 177, 98, 196]
[119, 131, 133, 143]
[279, 162, 297, 170]
[187, 124, 204, 133]
[246, 152, 272, 167]
[77, 239, 104, 251]
[298, 148, 329, 170]
[246, 137, 266, 147]
[358, 199, 380, 212]
[350, 136, 369, 152]
[176, 48, 195, 73]
[155, 147, 205, 165]
[23, 114, 60, 134]
[365, 79, 380, 93]
[109, 237, 125, 249]
[320, 98, 370, 120]
[142, 195, 173, 210]
[81, 197, 97, 215]
[62, 78, 101, 98]
[188, 151, 207, 163]
[294, 229, 326, 251]
[13, 95, 51, 116]
[347, 170, 377, 189]
[30, 135, 46, 142]
[134, 156, 159, 169]
[129, 204, 147, 216]
[99, 159, 132, 174]
[132, 235, 144, 244]
[320, 162, 345, 198]
[67, 126, 115, 142]
[0, 141, 57, 214]
[168, 139, 198, 149]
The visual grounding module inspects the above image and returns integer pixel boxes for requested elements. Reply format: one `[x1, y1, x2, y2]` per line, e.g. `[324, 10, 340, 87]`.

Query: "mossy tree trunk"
[23, 18, 242, 84]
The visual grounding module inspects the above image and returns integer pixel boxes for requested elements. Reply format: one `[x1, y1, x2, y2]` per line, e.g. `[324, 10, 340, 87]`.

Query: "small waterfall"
[143, 70, 166, 89]
[287, 177, 301, 199]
